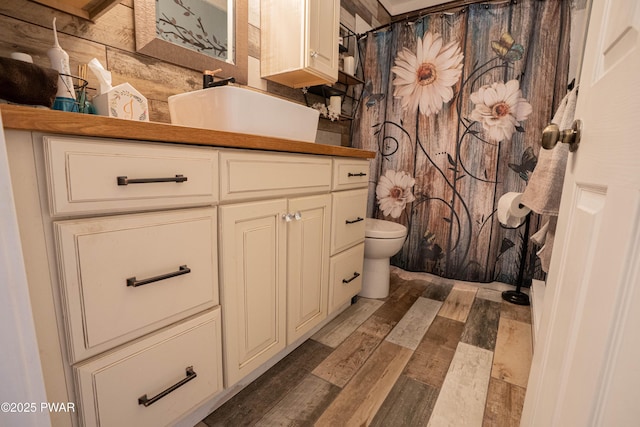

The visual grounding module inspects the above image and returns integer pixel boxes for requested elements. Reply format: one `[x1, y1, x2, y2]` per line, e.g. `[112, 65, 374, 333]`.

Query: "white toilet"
[360, 218, 408, 299]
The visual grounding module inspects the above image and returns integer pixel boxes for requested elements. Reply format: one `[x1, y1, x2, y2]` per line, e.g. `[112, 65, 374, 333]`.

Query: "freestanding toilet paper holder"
[502, 209, 531, 306]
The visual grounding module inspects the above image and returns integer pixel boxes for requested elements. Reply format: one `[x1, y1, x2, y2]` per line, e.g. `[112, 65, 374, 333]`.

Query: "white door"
[0, 111, 50, 427]
[521, 0, 640, 425]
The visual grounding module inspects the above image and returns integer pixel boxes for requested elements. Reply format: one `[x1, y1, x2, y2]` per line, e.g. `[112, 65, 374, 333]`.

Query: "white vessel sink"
[168, 86, 319, 143]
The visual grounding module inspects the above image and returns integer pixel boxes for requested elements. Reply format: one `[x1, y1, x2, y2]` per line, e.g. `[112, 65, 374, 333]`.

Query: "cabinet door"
[260, 0, 338, 87]
[287, 194, 331, 344]
[307, 0, 339, 81]
[219, 199, 287, 386]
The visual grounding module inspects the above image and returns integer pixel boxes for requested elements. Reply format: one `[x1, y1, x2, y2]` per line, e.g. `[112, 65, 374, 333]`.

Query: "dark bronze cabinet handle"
[117, 174, 188, 185]
[347, 172, 367, 177]
[345, 217, 364, 225]
[138, 366, 197, 407]
[126, 265, 191, 287]
[342, 272, 361, 284]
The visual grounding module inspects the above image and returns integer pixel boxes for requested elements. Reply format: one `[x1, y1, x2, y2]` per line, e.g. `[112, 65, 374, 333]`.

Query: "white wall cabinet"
[260, 0, 339, 88]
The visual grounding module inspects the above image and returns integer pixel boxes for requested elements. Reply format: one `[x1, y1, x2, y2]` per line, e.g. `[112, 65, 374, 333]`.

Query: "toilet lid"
[365, 218, 407, 239]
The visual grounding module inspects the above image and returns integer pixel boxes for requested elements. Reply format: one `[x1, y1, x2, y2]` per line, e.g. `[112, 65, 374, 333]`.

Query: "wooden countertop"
[0, 104, 375, 159]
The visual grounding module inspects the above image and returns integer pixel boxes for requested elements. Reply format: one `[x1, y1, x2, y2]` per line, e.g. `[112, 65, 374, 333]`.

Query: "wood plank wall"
[0, 0, 389, 137]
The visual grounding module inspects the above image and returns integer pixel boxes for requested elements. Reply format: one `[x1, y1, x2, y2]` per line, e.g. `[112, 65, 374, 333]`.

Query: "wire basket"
[53, 73, 94, 114]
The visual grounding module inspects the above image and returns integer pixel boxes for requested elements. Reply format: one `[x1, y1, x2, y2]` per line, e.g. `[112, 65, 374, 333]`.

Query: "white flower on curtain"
[391, 32, 464, 116]
[376, 169, 416, 218]
[469, 79, 533, 142]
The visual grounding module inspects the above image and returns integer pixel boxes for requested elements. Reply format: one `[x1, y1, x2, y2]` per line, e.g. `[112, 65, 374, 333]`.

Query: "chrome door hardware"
[282, 212, 303, 222]
[282, 213, 293, 222]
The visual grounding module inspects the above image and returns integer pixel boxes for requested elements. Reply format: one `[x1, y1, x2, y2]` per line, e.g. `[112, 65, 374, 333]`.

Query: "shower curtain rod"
[361, 0, 527, 37]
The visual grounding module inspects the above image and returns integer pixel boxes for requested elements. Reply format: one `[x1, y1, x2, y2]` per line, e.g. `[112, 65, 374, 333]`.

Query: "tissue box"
[92, 83, 148, 121]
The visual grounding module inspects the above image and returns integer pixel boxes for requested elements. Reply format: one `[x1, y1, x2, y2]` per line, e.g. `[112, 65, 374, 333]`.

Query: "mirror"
[134, 0, 247, 84]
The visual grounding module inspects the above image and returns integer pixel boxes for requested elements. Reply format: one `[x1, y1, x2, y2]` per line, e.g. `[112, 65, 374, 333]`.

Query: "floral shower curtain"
[352, 0, 571, 285]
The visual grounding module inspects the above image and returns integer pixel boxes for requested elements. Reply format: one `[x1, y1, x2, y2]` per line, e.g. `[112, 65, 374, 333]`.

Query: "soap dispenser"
[48, 17, 77, 110]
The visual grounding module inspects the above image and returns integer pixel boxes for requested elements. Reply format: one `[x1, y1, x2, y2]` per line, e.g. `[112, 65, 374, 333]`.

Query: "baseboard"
[530, 279, 546, 349]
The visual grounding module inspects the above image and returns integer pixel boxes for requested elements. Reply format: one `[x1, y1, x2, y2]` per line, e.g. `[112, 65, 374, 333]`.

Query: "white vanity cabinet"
[260, 0, 340, 88]
[2, 110, 372, 426]
[218, 151, 332, 386]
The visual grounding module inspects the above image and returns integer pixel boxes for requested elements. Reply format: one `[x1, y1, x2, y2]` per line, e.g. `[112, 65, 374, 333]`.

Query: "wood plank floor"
[199, 267, 533, 427]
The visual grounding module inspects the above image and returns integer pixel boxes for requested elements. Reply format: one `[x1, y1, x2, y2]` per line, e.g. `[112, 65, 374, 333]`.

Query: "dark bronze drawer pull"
[138, 366, 197, 407]
[342, 272, 361, 284]
[345, 217, 364, 225]
[126, 265, 191, 287]
[117, 174, 188, 185]
[347, 172, 367, 177]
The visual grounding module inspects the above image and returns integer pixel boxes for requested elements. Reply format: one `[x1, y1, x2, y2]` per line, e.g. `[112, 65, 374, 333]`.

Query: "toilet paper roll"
[497, 192, 531, 228]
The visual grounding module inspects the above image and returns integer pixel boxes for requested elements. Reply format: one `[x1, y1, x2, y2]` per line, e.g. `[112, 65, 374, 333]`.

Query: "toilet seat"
[365, 218, 407, 239]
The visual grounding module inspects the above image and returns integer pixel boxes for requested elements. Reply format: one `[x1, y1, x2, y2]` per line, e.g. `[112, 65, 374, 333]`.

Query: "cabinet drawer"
[329, 243, 364, 311]
[219, 150, 331, 202]
[330, 188, 368, 255]
[75, 309, 223, 427]
[44, 136, 218, 216]
[55, 208, 218, 363]
[332, 158, 370, 190]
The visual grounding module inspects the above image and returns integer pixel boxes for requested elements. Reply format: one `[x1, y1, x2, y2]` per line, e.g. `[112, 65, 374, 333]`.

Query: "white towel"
[521, 87, 578, 272]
